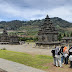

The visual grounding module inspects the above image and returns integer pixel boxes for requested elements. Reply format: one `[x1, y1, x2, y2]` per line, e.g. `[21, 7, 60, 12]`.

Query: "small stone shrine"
[0, 28, 19, 44]
[61, 37, 72, 47]
[9, 33, 19, 44]
[0, 28, 9, 42]
[36, 15, 60, 48]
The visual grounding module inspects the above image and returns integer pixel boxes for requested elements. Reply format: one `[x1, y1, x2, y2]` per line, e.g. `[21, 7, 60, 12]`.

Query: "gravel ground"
[0, 43, 52, 56]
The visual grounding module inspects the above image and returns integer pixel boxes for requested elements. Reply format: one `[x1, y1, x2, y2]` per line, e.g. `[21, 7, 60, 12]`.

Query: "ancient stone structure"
[36, 15, 60, 48]
[61, 37, 72, 43]
[61, 37, 72, 47]
[0, 28, 9, 42]
[0, 28, 19, 44]
[9, 34, 19, 44]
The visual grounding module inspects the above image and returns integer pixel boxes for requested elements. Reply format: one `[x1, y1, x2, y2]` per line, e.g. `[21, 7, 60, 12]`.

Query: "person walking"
[63, 46, 69, 64]
[69, 46, 72, 68]
[59, 46, 64, 64]
[55, 46, 62, 67]
[51, 47, 56, 66]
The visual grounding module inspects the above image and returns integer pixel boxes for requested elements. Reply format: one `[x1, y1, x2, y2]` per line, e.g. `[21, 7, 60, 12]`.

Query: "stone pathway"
[0, 58, 45, 72]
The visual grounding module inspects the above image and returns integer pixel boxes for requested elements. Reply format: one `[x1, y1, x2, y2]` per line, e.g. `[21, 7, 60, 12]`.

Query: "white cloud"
[0, 2, 46, 20]
[0, 0, 72, 22]
[47, 6, 72, 22]
[0, 18, 4, 21]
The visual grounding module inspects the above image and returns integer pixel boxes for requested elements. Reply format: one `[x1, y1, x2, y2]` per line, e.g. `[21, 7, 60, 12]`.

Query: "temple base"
[36, 42, 61, 49]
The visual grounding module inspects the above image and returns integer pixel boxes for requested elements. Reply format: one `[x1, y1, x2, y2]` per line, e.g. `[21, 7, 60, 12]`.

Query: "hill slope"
[0, 17, 72, 36]
[0, 17, 71, 30]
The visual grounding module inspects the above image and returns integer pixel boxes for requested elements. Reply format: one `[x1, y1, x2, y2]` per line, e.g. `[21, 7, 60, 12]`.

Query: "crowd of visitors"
[51, 46, 72, 68]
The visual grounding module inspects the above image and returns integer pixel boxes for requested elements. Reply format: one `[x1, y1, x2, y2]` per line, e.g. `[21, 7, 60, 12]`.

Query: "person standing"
[55, 46, 62, 67]
[69, 46, 72, 68]
[51, 47, 56, 66]
[63, 46, 69, 64]
[59, 46, 64, 64]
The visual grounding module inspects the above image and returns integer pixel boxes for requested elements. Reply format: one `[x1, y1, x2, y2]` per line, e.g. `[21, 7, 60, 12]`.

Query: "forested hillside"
[0, 17, 72, 37]
[0, 17, 72, 30]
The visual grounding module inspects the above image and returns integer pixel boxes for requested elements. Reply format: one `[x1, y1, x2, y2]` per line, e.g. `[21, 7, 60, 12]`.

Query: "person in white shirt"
[55, 46, 62, 67]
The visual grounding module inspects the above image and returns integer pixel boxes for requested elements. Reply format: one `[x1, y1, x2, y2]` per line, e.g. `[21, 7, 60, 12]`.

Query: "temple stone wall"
[47, 34, 52, 42]
[9, 36, 19, 44]
[44, 35, 48, 42]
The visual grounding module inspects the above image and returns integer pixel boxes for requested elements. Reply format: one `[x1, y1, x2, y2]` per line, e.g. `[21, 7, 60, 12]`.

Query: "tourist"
[55, 46, 62, 67]
[51, 47, 56, 66]
[63, 46, 69, 64]
[69, 46, 72, 68]
[59, 46, 64, 64]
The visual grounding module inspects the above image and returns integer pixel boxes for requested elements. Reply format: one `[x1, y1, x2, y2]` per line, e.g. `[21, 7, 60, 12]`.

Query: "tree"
[70, 32, 72, 37]
[63, 32, 66, 37]
[58, 33, 62, 41]
[67, 33, 69, 37]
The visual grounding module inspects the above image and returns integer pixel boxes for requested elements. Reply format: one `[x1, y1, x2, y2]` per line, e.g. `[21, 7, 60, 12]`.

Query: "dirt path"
[0, 43, 52, 56]
[44, 62, 72, 72]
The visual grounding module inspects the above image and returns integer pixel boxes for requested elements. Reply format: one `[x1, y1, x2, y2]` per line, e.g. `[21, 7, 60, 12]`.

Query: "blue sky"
[0, 0, 72, 22]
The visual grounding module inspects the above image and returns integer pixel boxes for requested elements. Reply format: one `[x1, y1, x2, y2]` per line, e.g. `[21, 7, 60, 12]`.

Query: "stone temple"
[0, 28, 19, 44]
[36, 15, 60, 48]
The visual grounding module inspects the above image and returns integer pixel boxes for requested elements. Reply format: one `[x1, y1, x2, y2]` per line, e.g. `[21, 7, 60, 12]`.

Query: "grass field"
[0, 49, 72, 72]
[0, 49, 53, 70]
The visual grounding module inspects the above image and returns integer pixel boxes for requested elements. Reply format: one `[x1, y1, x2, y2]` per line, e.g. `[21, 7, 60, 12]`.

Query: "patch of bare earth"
[0, 43, 52, 55]
[43, 62, 72, 72]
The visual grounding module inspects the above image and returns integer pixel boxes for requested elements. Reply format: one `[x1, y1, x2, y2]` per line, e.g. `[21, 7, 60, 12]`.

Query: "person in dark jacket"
[69, 46, 72, 68]
[59, 46, 64, 64]
[51, 47, 56, 66]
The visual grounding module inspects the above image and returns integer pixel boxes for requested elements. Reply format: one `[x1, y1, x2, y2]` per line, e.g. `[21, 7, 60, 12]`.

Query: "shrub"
[1, 48, 7, 50]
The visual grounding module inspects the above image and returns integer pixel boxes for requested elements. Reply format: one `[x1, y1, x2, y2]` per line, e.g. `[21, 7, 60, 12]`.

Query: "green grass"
[0, 50, 53, 69]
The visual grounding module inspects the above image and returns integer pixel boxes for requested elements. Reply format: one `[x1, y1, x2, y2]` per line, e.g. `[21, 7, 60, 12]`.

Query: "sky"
[0, 0, 72, 22]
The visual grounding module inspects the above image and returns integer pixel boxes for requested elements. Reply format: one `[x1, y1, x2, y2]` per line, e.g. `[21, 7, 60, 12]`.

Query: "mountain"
[51, 17, 72, 28]
[0, 17, 72, 30]
[0, 17, 72, 36]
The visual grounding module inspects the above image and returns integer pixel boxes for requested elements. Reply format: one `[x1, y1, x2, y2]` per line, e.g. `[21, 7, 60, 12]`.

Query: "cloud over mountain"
[0, 0, 72, 22]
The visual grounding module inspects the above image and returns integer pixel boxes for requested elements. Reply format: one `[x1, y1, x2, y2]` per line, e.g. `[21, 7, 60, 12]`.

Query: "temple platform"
[36, 41, 61, 49]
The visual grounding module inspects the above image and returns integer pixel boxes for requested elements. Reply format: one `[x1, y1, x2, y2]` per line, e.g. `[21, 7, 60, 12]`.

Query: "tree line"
[58, 32, 72, 41]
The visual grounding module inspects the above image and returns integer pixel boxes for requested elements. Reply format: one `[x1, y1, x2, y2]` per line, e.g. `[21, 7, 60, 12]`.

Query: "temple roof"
[46, 15, 49, 18]
[38, 15, 58, 35]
